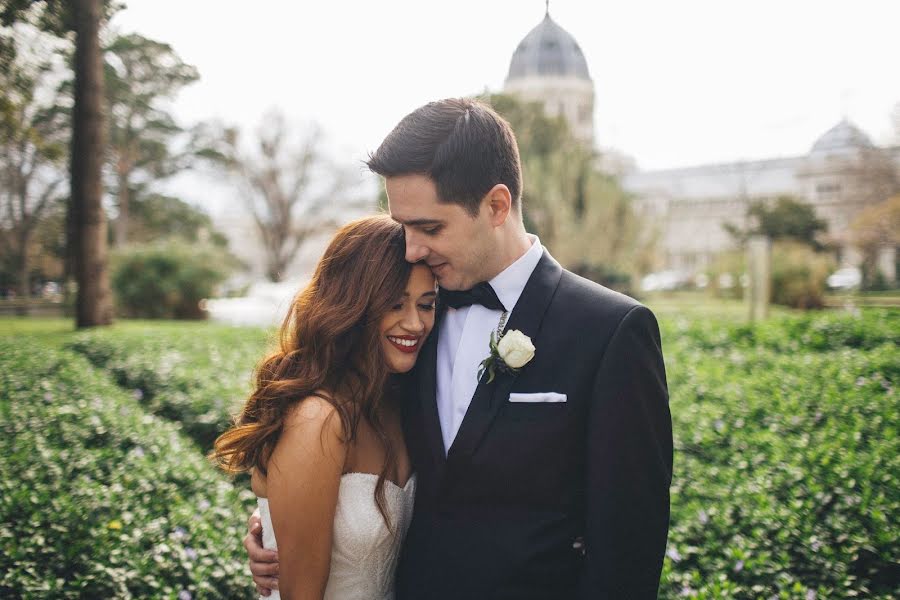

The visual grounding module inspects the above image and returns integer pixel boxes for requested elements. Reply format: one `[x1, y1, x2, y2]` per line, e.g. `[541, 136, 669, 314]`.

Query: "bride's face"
[379, 264, 436, 373]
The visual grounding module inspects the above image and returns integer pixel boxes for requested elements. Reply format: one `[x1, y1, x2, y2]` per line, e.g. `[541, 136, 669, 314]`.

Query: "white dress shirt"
[436, 235, 544, 453]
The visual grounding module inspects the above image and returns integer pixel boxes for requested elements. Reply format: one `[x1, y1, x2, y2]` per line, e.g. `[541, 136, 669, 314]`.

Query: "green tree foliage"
[0, 0, 118, 36]
[0, 23, 68, 307]
[129, 193, 228, 247]
[731, 195, 829, 248]
[486, 93, 653, 289]
[103, 33, 199, 245]
[2, 0, 122, 328]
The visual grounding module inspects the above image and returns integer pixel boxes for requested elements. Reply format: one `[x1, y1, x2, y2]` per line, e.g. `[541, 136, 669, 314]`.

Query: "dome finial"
[546, 0, 550, 16]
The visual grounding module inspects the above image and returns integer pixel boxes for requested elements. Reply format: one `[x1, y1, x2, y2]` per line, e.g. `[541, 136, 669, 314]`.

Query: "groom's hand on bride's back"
[245, 509, 280, 596]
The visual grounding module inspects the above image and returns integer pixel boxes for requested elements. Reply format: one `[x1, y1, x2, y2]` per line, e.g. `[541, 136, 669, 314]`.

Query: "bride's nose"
[400, 306, 426, 334]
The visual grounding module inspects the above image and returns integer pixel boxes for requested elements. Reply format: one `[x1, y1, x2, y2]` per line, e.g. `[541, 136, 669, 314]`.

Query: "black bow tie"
[440, 283, 506, 311]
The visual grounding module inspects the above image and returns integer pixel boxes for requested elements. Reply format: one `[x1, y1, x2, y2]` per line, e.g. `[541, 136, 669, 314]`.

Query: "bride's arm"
[267, 396, 347, 600]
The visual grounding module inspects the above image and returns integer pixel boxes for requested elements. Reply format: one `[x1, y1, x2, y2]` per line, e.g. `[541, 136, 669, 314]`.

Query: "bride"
[212, 215, 436, 599]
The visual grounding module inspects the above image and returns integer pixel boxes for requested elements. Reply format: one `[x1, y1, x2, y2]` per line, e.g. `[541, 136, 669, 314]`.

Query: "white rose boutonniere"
[478, 329, 535, 383]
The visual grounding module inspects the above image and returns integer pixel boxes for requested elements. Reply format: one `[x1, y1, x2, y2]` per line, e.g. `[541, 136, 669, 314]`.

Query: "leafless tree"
[200, 110, 362, 282]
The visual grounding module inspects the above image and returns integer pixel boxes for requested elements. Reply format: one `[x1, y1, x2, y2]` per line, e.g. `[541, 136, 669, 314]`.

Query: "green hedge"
[4, 310, 896, 599]
[111, 242, 235, 320]
[0, 339, 255, 598]
[660, 310, 899, 598]
[66, 323, 270, 450]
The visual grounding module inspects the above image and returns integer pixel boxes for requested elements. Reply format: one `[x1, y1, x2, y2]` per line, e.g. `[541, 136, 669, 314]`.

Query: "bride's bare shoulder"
[285, 392, 345, 430]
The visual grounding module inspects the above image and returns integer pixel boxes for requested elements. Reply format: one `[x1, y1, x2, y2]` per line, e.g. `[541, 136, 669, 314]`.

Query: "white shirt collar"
[489, 234, 543, 314]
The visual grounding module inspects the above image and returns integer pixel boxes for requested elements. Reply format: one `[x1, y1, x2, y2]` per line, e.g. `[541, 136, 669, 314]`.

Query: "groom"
[248, 98, 672, 599]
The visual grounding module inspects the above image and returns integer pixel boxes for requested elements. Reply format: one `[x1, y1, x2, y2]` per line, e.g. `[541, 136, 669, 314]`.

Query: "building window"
[578, 104, 591, 124]
[816, 182, 841, 199]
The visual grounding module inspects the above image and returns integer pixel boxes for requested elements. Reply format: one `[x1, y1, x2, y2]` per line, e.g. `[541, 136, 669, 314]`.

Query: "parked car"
[640, 270, 692, 292]
[826, 267, 861, 290]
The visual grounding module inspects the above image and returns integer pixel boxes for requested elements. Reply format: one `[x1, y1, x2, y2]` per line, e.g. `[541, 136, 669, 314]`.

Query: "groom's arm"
[246, 509, 279, 596]
[580, 305, 673, 599]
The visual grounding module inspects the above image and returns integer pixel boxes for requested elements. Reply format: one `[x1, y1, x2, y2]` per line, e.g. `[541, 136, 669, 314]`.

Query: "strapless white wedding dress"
[257, 472, 416, 600]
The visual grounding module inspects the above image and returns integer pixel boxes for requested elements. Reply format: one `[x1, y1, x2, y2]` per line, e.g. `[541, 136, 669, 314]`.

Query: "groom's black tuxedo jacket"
[396, 251, 672, 600]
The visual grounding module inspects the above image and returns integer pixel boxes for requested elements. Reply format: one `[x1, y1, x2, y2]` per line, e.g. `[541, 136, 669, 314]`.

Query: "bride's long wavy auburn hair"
[211, 215, 415, 529]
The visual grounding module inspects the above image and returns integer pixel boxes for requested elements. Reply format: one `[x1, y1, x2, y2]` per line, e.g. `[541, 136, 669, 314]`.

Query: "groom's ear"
[483, 184, 512, 227]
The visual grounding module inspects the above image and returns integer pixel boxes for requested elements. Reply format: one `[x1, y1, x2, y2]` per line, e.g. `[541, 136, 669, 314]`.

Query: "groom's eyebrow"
[396, 217, 443, 227]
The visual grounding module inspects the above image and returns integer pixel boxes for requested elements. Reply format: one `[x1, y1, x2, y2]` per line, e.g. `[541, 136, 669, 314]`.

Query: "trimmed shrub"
[5, 309, 896, 599]
[660, 309, 899, 598]
[66, 322, 269, 450]
[0, 339, 255, 598]
[770, 241, 834, 309]
[111, 242, 235, 319]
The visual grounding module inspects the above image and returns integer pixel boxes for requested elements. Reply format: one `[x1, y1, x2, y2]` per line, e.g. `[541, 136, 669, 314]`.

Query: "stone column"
[877, 246, 896, 286]
[747, 236, 771, 322]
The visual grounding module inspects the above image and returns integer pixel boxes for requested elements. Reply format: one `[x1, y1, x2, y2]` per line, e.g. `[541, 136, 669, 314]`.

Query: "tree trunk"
[15, 228, 30, 316]
[70, 0, 113, 328]
[114, 168, 129, 245]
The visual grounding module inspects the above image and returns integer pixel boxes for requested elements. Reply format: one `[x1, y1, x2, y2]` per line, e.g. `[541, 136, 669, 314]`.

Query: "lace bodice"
[257, 472, 416, 600]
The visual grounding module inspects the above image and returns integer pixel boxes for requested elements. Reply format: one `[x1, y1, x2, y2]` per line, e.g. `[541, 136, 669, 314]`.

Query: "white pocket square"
[508, 392, 567, 403]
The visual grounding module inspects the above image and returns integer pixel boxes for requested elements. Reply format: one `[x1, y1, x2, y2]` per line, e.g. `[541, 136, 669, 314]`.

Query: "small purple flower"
[178, 590, 192, 600]
[806, 590, 816, 600]
[133, 388, 144, 400]
[679, 585, 694, 597]
[666, 547, 682, 562]
[714, 419, 725, 432]
[133, 446, 145, 458]
[43, 392, 53, 402]
[733, 560, 744, 573]
[698, 509, 709, 525]
[173, 526, 187, 540]
[198, 499, 211, 511]
[185, 547, 198, 561]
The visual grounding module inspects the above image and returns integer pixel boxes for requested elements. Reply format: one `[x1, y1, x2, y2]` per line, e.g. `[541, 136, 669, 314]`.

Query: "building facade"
[622, 121, 900, 273]
[504, 11, 595, 145]
[503, 13, 899, 279]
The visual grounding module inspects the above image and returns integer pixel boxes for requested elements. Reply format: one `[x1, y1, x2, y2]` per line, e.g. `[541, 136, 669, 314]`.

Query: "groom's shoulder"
[556, 267, 647, 324]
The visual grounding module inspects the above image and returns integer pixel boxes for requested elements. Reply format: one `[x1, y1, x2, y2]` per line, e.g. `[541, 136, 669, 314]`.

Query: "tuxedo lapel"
[416, 303, 446, 471]
[445, 251, 563, 466]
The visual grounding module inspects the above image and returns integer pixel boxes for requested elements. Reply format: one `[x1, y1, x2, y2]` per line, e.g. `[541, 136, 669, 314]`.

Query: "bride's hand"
[245, 509, 279, 595]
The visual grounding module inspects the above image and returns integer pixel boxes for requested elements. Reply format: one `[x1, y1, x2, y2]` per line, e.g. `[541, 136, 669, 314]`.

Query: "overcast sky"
[111, 0, 899, 208]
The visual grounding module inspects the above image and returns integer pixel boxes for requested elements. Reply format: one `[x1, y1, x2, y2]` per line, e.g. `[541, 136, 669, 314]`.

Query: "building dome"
[810, 119, 874, 155]
[506, 13, 591, 81]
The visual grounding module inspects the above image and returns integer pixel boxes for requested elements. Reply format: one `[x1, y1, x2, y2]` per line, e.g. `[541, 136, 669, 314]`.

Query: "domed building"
[504, 9, 595, 145]
[622, 119, 900, 277]
[809, 119, 875, 157]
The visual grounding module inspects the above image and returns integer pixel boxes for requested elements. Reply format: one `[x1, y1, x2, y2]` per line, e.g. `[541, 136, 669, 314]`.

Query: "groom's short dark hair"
[367, 98, 522, 217]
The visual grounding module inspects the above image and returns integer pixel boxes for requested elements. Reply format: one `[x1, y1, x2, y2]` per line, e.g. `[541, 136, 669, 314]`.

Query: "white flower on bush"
[496, 330, 535, 369]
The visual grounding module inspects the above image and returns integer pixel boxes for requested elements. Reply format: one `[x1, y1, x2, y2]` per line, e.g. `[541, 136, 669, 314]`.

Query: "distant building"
[504, 10, 594, 145]
[622, 120, 900, 273]
[502, 13, 899, 278]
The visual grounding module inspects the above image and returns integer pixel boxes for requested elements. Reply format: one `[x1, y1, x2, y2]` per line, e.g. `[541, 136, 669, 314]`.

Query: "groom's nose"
[404, 229, 429, 263]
